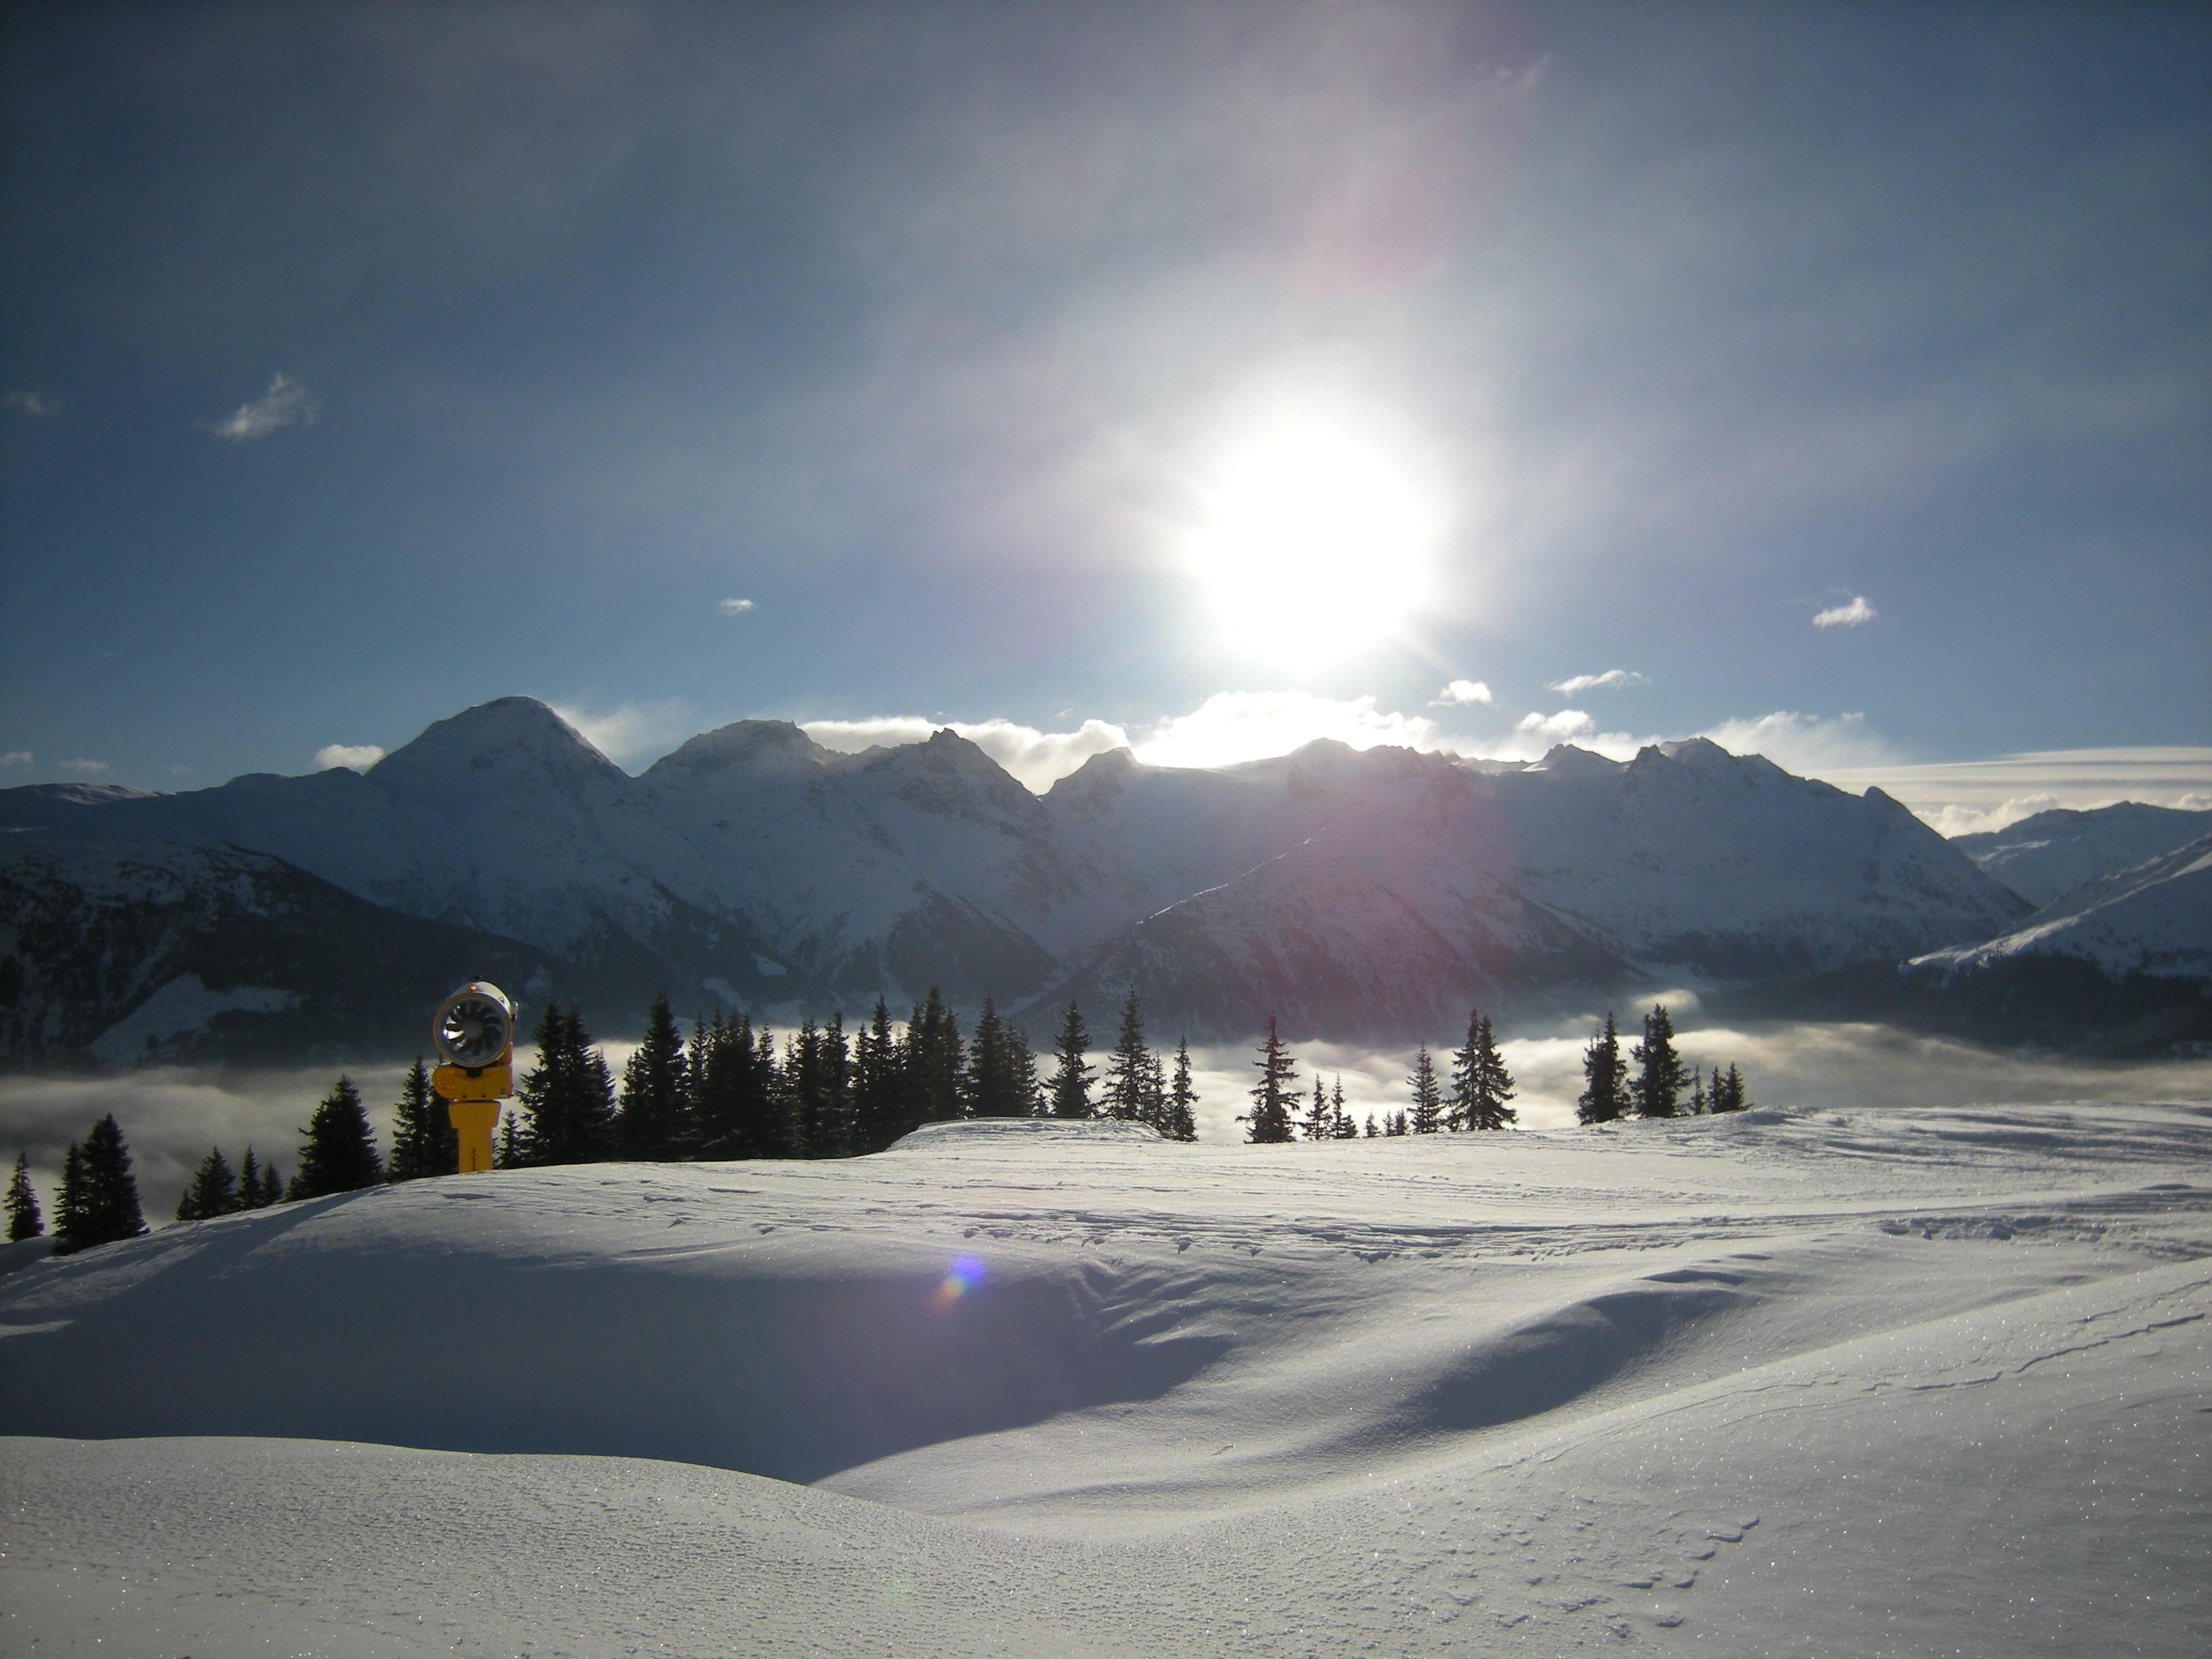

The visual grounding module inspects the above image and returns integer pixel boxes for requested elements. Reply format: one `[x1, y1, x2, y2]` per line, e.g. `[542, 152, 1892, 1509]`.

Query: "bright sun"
[1188, 415, 1439, 659]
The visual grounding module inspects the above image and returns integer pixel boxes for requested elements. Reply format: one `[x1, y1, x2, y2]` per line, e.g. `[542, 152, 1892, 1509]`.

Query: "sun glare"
[1189, 415, 1439, 659]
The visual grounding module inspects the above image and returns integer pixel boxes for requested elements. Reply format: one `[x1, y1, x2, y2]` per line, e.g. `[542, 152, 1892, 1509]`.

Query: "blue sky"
[3, 1, 2207, 828]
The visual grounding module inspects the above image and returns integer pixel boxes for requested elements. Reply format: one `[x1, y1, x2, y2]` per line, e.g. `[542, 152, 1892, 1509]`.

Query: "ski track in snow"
[3, 1104, 2209, 1656]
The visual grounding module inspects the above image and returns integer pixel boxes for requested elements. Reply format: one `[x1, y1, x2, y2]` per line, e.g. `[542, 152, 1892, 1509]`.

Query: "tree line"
[1242, 1007, 1521, 1141]
[1574, 1005, 1751, 1122]
[1, 987, 1205, 1253]
[2, 997, 1753, 1256]
[499, 987, 1200, 1167]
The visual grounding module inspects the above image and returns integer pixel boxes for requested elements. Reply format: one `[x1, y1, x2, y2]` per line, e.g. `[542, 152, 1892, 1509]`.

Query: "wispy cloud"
[1814, 747, 2212, 832]
[1547, 669, 1645, 695]
[4, 390, 56, 418]
[1701, 710, 1900, 774]
[1135, 692, 1442, 773]
[1812, 595, 1877, 630]
[1430, 679, 1492, 706]
[313, 743, 384, 772]
[547, 697, 701, 769]
[804, 715, 1131, 792]
[718, 597, 756, 616]
[58, 758, 108, 775]
[0, 750, 29, 768]
[201, 373, 316, 442]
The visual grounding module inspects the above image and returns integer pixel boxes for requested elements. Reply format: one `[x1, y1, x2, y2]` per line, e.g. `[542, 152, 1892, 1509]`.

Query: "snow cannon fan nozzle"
[434, 981, 514, 1069]
[431, 981, 516, 1174]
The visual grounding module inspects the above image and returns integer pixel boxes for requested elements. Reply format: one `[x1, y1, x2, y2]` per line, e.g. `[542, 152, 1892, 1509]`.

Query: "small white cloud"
[1430, 679, 1494, 707]
[0, 750, 29, 767]
[1813, 595, 1878, 630]
[313, 743, 384, 773]
[806, 715, 1132, 792]
[1547, 669, 1645, 695]
[58, 758, 108, 775]
[2180, 792, 2211, 813]
[718, 597, 756, 616]
[1515, 709, 1595, 741]
[202, 373, 316, 442]
[5, 390, 56, 418]
[1135, 692, 1443, 772]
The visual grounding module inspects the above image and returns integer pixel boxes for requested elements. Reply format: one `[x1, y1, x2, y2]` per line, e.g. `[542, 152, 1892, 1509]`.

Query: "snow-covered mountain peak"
[858, 727, 1044, 824]
[1045, 746, 1143, 811]
[1529, 743, 1619, 777]
[644, 720, 831, 781]
[371, 697, 625, 794]
[1952, 800, 2212, 906]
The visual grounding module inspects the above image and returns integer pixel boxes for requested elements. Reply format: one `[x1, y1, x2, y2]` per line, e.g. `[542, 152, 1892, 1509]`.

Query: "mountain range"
[3, 697, 2204, 1064]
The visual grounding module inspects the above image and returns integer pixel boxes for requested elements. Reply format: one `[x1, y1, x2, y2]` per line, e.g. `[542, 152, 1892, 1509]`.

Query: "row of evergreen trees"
[1, 1001, 1757, 1256]
[1242, 1008, 1521, 1142]
[496, 987, 1202, 1168]
[1575, 1006, 1752, 1122]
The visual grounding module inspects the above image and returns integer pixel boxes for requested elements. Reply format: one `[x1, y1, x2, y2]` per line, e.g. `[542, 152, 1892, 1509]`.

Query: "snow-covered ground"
[5, 1105, 2208, 1656]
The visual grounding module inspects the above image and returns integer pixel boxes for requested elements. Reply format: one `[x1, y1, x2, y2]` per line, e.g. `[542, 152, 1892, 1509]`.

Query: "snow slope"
[1914, 834, 2212, 981]
[0, 834, 561, 1065]
[5, 1105, 2207, 1656]
[1954, 801, 2212, 906]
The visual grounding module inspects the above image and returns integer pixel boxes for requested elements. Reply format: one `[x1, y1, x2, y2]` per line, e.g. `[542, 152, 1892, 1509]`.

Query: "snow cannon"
[432, 981, 516, 1174]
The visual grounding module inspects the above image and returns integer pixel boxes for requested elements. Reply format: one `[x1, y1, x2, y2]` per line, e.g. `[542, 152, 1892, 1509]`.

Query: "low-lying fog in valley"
[8, 1012, 2207, 1224]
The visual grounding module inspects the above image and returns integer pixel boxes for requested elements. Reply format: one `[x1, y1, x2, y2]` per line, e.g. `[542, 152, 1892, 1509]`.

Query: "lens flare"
[936, 1254, 985, 1304]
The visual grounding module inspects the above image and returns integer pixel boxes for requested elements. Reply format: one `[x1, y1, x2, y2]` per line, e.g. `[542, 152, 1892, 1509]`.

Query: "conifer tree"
[1140, 1048, 1168, 1132]
[1630, 1004, 1687, 1120]
[1407, 1044, 1446, 1134]
[52, 1142, 88, 1251]
[1364, 1113, 1379, 1138]
[1576, 1013, 1629, 1125]
[1101, 994, 1156, 1123]
[6, 1152, 43, 1242]
[906, 989, 965, 1126]
[388, 1058, 459, 1181]
[56, 1116, 147, 1254]
[175, 1147, 239, 1221]
[782, 1018, 844, 1155]
[1243, 1016, 1297, 1144]
[1384, 1110, 1409, 1136]
[289, 1077, 385, 1199]
[516, 1004, 617, 1164]
[964, 996, 1030, 1118]
[1300, 1076, 1332, 1141]
[1711, 1063, 1750, 1113]
[1048, 1002, 1096, 1120]
[818, 1012, 853, 1153]
[1331, 1078, 1357, 1139]
[237, 1147, 265, 1209]
[258, 1159, 283, 1206]
[1162, 1039, 1199, 1142]
[1013, 1024, 1048, 1117]
[616, 993, 689, 1160]
[851, 997, 907, 1149]
[1688, 1071, 1708, 1115]
[495, 1109, 525, 1168]
[1465, 1016, 1518, 1131]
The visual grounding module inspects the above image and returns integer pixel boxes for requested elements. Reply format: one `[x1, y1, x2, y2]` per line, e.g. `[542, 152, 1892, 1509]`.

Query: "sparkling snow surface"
[5, 1107, 2208, 1656]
